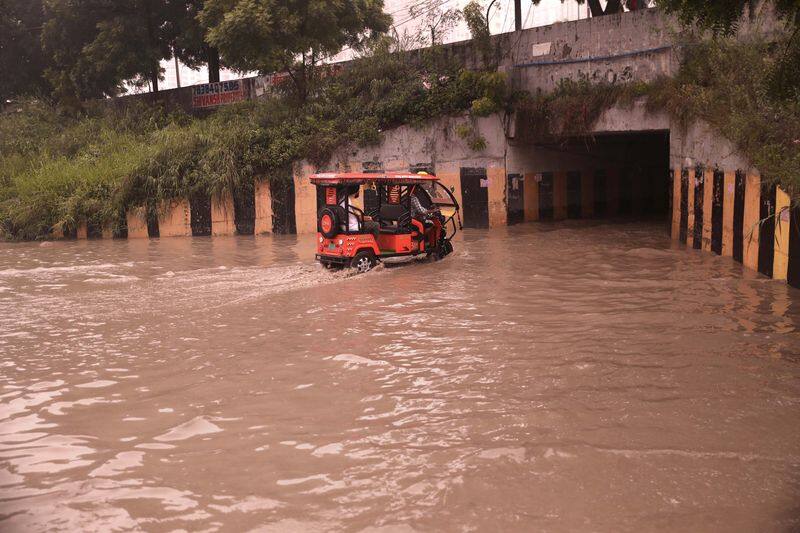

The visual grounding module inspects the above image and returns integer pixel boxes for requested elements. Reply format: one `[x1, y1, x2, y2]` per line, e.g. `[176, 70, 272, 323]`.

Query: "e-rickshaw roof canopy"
[309, 172, 440, 186]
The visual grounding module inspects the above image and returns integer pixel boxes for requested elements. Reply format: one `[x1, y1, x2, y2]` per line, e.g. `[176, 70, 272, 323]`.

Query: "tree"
[172, 0, 222, 83]
[657, 0, 799, 34]
[408, 0, 462, 46]
[463, 1, 494, 67]
[42, 0, 189, 100]
[82, 0, 186, 94]
[657, 0, 800, 96]
[199, 0, 392, 101]
[0, 0, 49, 102]
[41, 0, 109, 104]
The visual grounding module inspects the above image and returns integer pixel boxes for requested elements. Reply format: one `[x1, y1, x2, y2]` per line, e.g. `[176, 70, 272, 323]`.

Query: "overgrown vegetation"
[515, 77, 650, 142]
[0, 43, 509, 240]
[648, 35, 800, 192]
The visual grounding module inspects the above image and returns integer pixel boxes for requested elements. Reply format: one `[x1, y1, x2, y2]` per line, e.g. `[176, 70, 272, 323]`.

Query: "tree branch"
[586, 0, 604, 17]
[605, 0, 624, 14]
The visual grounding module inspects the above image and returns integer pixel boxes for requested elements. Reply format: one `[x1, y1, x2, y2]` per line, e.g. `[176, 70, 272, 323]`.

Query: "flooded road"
[2, 221, 800, 532]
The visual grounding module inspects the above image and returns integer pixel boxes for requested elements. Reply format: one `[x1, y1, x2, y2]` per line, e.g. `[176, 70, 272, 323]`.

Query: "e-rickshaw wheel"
[427, 239, 453, 262]
[350, 250, 377, 273]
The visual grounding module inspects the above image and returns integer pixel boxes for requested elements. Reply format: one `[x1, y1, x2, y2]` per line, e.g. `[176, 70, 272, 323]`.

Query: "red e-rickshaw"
[310, 172, 462, 272]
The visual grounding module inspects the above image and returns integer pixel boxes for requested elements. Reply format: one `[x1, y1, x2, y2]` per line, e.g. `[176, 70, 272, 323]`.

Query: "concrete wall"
[775, 187, 791, 280]
[254, 179, 273, 234]
[665, 113, 792, 281]
[158, 199, 192, 237]
[292, 114, 509, 233]
[126, 207, 149, 239]
[510, 9, 676, 94]
[211, 193, 236, 236]
[669, 166, 798, 285]
[294, 163, 319, 235]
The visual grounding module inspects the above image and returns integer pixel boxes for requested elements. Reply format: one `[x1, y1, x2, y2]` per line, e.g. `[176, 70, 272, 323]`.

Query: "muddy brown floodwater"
[2, 221, 800, 532]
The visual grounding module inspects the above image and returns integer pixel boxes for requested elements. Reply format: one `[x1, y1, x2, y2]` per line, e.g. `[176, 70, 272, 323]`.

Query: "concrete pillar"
[702, 169, 713, 252]
[76, 221, 88, 240]
[607, 169, 620, 216]
[743, 173, 761, 271]
[686, 168, 695, 248]
[126, 206, 149, 239]
[211, 192, 236, 236]
[487, 166, 508, 227]
[553, 171, 568, 220]
[254, 179, 273, 234]
[157, 199, 192, 237]
[51, 223, 64, 239]
[523, 172, 539, 221]
[774, 186, 791, 281]
[294, 163, 318, 234]
[671, 168, 681, 241]
[581, 171, 594, 218]
[436, 165, 462, 211]
[722, 171, 735, 257]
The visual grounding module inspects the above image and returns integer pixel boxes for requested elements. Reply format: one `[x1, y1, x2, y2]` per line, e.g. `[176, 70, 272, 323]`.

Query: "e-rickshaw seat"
[363, 189, 379, 218]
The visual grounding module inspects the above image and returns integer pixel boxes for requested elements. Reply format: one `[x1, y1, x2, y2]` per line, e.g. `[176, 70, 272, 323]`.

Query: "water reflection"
[1, 221, 800, 531]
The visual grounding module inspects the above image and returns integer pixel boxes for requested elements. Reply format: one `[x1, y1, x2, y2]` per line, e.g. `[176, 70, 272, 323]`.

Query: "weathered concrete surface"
[722, 171, 735, 257]
[774, 186, 790, 280]
[211, 193, 236, 236]
[686, 168, 695, 249]
[254, 180, 273, 234]
[670, 120, 752, 174]
[743, 173, 761, 271]
[294, 163, 318, 235]
[487, 166, 507, 227]
[511, 9, 675, 94]
[591, 100, 669, 135]
[524, 172, 539, 222]
[158, 199, 192, 238]
[126, 207, 149, 239]
[435, 165, 462, 214]
[702, 169, 713, 252]
[671, 169, 681, 240]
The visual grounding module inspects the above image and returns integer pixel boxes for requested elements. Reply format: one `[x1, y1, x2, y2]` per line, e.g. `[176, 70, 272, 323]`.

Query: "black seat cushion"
[363, 189, 379, 218]
[379, 203, 405, 221]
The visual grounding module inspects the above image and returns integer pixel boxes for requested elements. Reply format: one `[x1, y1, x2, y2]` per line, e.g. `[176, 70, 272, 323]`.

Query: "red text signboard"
[192, 80, 245, 108]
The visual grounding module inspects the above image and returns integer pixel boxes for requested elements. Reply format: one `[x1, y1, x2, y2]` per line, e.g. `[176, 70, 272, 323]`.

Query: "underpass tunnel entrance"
[509, 130, 671, 225]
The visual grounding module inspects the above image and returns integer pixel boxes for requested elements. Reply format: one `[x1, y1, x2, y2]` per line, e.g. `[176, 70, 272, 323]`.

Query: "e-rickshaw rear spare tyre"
[350, 250, 377, 273]
[318, 207, 339, 239]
